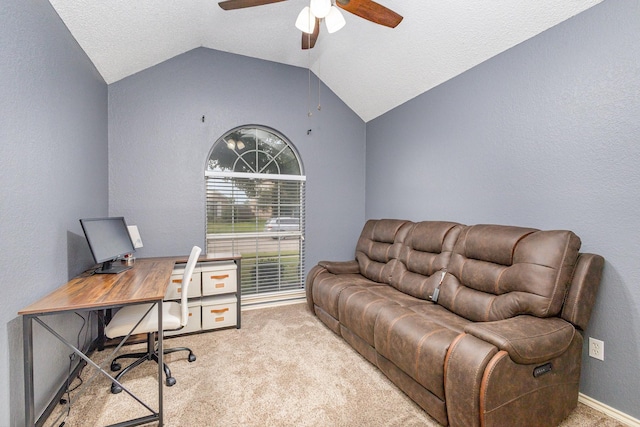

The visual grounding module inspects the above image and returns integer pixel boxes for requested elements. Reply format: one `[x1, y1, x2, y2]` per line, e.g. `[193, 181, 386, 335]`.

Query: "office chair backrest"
[180, 246, 202, 327]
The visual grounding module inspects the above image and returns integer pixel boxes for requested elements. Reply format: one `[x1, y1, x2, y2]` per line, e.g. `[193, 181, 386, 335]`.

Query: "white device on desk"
[127, 225, 143, 248]
[125, 225, 143, 265]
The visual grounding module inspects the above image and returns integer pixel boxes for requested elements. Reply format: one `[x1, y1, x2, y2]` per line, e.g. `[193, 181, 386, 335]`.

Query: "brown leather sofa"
[306, 219, 604, 427]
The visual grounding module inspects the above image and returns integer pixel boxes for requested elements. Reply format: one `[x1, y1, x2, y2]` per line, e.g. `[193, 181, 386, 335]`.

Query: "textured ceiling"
[48, 0, 603, 122]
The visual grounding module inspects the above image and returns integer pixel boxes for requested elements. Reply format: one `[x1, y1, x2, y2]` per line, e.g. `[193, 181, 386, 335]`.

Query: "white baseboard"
[241, 290, 306, 311]
[579, 393, 640, 427]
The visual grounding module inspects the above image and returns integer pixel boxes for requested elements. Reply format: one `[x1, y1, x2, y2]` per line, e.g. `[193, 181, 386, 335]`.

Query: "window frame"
[205, 125, 306, 305]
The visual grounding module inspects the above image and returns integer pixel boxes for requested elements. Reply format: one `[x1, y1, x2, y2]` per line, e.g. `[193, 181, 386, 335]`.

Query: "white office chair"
[105, 245, 202, 394]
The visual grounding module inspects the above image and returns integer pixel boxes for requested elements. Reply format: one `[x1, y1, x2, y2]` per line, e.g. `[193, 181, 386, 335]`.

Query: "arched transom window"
[205, 126, 305, 300]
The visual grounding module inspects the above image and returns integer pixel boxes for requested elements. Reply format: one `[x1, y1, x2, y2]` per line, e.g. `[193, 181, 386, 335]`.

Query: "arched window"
[205, 126, 305, 302]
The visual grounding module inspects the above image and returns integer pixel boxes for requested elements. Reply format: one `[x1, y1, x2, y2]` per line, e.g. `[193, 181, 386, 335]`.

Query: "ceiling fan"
[217, 0, 403, 49]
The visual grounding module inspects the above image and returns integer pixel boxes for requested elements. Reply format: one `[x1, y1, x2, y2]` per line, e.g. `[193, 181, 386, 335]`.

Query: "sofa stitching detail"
[511, 231, 536, 265]
[428, 250, 435, 276]
[341, 288, 366, 319]
[457, 257, 468, 289]
[549, 234, 573, 317]
[563, 257, 579, 321]
[414, 328, 445, 378]
[384, 311, 412, 354]
[361, 297, 387, 340]
[441, 224, 455, 253]
[485, 297, 495, 322]
[476, 322, 574, 362]
[418, 275, 428, 301]
[443, 332, 466, 392]
[483, 381, 578, 416]
[471, 345, 494, 418]
[495, 267, 506, 295]
[450, 284, 463, 314]
[479, 351, 508, 422]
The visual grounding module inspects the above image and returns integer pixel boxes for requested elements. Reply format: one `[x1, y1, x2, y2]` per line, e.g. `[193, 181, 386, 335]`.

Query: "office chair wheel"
[111, 383, 123, 394]
[166, 376, 176, 387]
[110, 361, 122, 372]
[188, 353, 196, 362]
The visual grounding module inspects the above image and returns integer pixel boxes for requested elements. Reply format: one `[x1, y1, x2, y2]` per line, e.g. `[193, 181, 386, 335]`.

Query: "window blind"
[205, 174, 305, 296]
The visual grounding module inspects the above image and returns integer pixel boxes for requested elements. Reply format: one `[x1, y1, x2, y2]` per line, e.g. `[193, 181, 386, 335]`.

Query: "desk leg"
[157, 300, 163, 426]
[97, 310, 105, 351]
[236, 258, 242, 329]
[23, 315, 35, 427]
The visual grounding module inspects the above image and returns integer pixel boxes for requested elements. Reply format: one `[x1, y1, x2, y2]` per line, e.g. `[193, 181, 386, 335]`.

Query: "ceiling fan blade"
[218, 0, 286, 11]
[302, 18, 320, 49]
[336, 0, 403, 28]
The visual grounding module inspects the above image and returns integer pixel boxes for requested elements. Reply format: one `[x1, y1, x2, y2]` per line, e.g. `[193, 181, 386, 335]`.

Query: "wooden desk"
[19, 258, 176, 427]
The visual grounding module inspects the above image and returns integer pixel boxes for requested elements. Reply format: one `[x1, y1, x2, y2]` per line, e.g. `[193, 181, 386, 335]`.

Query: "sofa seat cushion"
[338, 284, 423, 347]
[374, 304, 464, 400]
[406, 302, 471, 334]
[312, 272, 383, 320]
[361, 284, 427, 306]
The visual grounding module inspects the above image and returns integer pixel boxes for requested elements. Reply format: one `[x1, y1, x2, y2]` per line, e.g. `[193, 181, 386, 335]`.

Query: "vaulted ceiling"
[48, 0, 603, 122]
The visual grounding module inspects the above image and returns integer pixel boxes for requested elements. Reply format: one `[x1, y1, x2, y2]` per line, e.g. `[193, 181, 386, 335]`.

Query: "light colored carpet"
[45, 303, 624, 426]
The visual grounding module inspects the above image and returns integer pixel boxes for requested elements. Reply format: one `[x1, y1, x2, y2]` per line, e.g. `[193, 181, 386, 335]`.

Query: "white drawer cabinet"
[201, 262, 237, 296]
[165, 300, 202, 336]
[202, 295, 237, 330]
[164, 257, 241, 336]
[165, 267, 202, 300]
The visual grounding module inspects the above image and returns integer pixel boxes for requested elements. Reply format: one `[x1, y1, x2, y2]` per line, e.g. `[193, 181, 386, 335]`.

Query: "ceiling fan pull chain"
[317, 55, 322, 111]
[307, 48, 313, 118]
[308, 34, 315, 117]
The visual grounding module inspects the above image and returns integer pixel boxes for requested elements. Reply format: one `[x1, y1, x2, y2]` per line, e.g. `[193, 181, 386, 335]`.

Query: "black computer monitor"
[80, 217, 136, 274]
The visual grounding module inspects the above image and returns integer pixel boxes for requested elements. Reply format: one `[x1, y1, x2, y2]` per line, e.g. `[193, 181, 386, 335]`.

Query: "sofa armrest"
[561, 253, 604, 330]
[445, 334, 499, 427]
[464, 316, 575, 365]
[317, 260, 360, 274]
[305, 264, 327, 312]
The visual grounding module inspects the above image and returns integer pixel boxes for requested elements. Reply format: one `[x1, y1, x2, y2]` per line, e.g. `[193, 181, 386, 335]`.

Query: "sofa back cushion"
[440, 224, 581, 321]
[388, 221, 463, 299]
[355, 219, 411, 284]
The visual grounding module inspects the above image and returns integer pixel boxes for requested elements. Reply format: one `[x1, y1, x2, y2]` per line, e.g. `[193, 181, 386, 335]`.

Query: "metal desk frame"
[19, 258, 176, 427]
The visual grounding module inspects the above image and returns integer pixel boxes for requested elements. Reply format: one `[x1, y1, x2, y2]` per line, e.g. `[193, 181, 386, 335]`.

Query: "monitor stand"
[96, 260, 132, 274]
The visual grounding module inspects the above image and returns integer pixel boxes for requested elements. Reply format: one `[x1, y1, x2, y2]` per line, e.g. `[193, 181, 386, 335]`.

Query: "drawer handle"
[172, 278, 192, 283]
[211, 308, 229, 314]
[211, 274, 229, 280]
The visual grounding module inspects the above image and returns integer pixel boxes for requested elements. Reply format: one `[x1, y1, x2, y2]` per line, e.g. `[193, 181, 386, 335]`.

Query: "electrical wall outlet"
[589, 337, 604, 361]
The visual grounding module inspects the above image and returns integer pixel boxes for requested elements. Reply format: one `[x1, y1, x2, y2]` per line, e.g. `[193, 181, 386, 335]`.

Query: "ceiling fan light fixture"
[325, 6, 346, 33]
[310, 0, 331, 19]
[295, 6, 316, 33]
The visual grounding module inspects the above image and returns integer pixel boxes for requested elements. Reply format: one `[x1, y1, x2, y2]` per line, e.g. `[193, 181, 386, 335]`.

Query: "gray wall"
[3, 0, 636, 424]
[0, 0, 108, 425]
[366, 0, 639, 418]
[108, 47, 366, 272]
